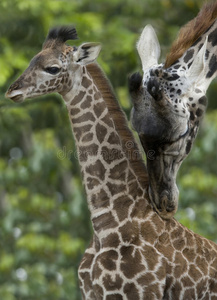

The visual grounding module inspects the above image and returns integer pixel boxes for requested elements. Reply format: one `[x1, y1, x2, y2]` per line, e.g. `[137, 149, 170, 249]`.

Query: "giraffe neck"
[62, 63, 148, 239]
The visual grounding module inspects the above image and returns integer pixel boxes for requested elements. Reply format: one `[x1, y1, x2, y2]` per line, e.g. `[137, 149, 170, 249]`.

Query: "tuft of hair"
[165, 1, 217, 68]
[43, 26, 78, 48]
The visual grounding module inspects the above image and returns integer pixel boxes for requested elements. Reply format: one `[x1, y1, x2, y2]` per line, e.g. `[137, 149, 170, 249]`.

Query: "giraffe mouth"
[5, 91, 24, 103]
[10, 95, 24, 102]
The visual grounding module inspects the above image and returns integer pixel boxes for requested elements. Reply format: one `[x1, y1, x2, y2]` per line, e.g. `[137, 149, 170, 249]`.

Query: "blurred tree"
[0, 0, 216, 299]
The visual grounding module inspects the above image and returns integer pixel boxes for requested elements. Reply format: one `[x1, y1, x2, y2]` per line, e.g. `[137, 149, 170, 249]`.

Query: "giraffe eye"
[45, 66, 60, 75]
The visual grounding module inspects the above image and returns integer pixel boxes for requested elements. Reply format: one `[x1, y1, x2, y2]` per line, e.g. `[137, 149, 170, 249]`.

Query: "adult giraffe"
[130, 1, 217, 219]
[6, 26, 217, 299]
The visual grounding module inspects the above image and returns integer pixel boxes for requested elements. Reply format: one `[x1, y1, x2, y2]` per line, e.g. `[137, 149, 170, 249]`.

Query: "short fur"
[165, 1, 217, 68]
[87, 63, 149, 190]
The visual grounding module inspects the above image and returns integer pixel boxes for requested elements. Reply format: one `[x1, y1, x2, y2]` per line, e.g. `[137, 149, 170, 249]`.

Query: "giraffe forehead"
[144, 66, 181, 84]
[29, 46, 73, 68]
[143, 66, 187, 97]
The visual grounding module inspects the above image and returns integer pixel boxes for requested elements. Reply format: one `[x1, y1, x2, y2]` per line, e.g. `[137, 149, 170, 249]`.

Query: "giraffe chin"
[5, 91, 25, 103]
[10, 95, 24, 103]
[148, 187, 178, 220]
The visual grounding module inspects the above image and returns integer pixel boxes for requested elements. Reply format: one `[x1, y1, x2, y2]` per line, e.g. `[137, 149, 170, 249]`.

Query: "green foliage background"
[0, 0, 217, 299]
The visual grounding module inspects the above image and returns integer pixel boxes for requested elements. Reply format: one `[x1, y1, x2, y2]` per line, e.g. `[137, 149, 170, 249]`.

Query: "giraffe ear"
[74, 43, 101, 65]
[137, 25, 161, 72]
[185, 36, 208, 88]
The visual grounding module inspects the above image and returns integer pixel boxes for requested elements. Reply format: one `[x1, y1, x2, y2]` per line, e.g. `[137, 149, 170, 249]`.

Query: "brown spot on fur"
[107, 132, 120, 144]
[93, 212, 118, 232]
[119, 220, 140, 244]
[120, 246, 144, 278]
[146, 283, 162, 298]
[93, 284, 103, 298]
[188, 264, 202, 282]
[73, 124, 93, 142]
[156, 263, 166, 281]
[103, 274, 123, 291]
[128, 180, 143, 198]
[80, 95, 93, 109]
[210, 279, 217, 293]
[79, 272, 92, 293]
[49, 79, 56, 86]
[171, 226, 184, 240]
[39, 84, 46, 89]
[137, 273, 155, 286]
[94, 91, 101, 100]
[79, 143, 99, 162]
[96, 250, 118, 271]
[109, 160, 128, 181]
[113, 196, 133, 222]
[86, 177, 100, 190]
[106, 295, 122, 300]
[72, 111, 95, 124]
[130, 199, 147, 219]
[101, 114, 113, 127]
[106, 181, 126, 196]
[102, 232, 120, 248]
[172, 237, 185, 251]
[79, 253, 95, 269]
[91, 188, 109, 209]
[173, 256, 187, 277]
[182, 247, 195, 261]
[70, 107, 80, 115]
[96, 123, 107, 143]
[123, 283, 139, 300]
[182, 288, 197, 299]
[142, 245, 159, 270]
[171, 281, 183, 298]
[165, 2, 217, 68]
[181, 276, 194, 287]
[93, 102, 106, 118]
[101, 146, 124, 164]
[140, 220, 158, 244]
[86, 159, 106, 180]
[82, 76, 92, 88]
[71, 90, 85, 105]
[195, 256, 208, 275]
[81, 132, 93, 143]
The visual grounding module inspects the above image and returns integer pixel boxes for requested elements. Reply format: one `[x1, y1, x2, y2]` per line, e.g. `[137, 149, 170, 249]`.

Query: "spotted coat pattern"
[6, 26, 217, 299]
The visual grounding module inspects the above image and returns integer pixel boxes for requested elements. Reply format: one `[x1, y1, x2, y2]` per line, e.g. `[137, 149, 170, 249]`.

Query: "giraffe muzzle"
[5, 90, 24, 103]
[148, 184, 179, 219]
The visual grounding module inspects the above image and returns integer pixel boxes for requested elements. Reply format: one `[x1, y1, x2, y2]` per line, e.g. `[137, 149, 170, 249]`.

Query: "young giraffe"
[130, 1, 217, 219]
[6, 26, 217, 299]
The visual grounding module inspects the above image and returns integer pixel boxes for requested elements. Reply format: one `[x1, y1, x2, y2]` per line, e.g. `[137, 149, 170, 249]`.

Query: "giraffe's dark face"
[130, 64, 207, 218]
[129, 68, 192, 218]
[130, 67, 190, 144]
[129, 24, 209, 218]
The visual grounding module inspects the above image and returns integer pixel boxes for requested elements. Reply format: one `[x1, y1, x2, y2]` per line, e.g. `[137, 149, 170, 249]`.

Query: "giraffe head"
[6, 26, 101, 102]
[129, 25, 209, 219]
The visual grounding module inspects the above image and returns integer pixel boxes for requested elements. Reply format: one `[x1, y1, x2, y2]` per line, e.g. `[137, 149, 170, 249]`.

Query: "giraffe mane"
[164, 1, 217, 68]
[43, 26, 78, 49]
[87, 63, 149, 189]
